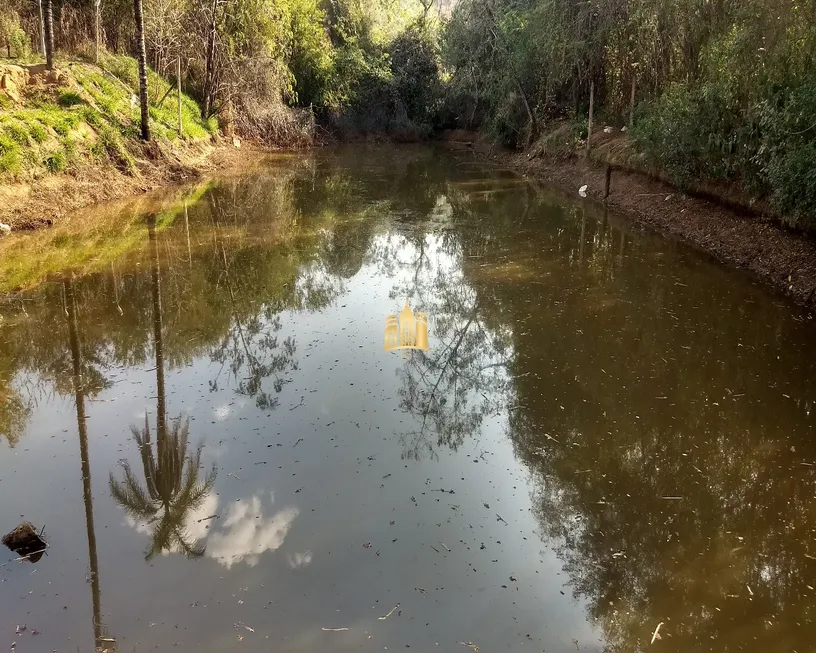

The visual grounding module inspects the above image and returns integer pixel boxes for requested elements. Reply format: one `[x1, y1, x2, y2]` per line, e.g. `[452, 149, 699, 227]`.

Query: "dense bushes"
[441, 0, 816, 229]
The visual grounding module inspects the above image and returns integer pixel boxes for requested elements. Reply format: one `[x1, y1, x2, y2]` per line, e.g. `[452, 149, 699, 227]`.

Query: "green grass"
[0, 54, 217, 180]
[57, 89, 85, 107]
[43, 150, 67, 173]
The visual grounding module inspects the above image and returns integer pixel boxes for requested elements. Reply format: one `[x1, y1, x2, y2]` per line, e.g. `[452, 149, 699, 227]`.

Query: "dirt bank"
[0, 140, 258, 231]
[449, 131, 816, 311]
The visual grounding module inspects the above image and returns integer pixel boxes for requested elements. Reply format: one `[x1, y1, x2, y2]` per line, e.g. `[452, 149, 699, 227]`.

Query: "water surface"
[1, 146, 815, 653]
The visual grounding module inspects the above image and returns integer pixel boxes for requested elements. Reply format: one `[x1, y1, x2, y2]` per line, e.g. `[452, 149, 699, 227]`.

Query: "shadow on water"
[0, 145, 814, 652]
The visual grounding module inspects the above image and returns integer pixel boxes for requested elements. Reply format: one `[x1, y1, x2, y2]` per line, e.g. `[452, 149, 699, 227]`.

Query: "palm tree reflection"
[110, 415, 216, 559]
[110, 215, 216, 560]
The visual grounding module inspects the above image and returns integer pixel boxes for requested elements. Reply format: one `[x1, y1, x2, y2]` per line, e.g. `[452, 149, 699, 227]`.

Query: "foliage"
[0, 8, 30, 59]
[442, 0, 816, 227]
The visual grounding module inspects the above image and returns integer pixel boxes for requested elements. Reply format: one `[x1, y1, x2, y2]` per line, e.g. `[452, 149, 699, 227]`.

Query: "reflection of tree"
[206, 193, 300, 410]
[0, 380, 29, 448]
[63, 276, 116, 651]
[450, 189, 816, 653]
[110, 415, 215, 559]
[387, 233, 513, 460]
[110, 216, 216, 560]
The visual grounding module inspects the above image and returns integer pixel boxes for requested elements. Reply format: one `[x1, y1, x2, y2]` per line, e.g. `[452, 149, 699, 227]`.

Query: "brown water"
[1, 145, 815, 653]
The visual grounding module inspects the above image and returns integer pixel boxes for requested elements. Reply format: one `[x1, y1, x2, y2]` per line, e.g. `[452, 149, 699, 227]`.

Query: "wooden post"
[629, 75, 636, 129]
[177, 56, 183, 137]
[604, 164, 612, 200]
[586, 80, 594, 157]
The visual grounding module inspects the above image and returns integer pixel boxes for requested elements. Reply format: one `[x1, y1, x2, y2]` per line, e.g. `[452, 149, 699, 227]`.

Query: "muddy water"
[1, 146, 815, 653]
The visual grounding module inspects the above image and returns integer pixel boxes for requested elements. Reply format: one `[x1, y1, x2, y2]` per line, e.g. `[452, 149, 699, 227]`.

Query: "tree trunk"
[586, 80, 594, 157]
[177, 56, 183, 137]
[94, 0, 101, 64]
[629, 74, 636, 128]
[38, 0, 46, 56]
[202, 0, 218, 119]
[44, 0, 54, 70]
[133, 0, 150, 140]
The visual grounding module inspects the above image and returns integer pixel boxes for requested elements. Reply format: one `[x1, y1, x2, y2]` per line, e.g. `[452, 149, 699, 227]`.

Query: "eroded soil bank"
[449, 132, 816, 311]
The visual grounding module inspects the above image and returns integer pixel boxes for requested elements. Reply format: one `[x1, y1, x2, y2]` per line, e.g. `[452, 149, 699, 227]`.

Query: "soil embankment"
[0, 55, 237, 230]
[445, 130, 816, 310]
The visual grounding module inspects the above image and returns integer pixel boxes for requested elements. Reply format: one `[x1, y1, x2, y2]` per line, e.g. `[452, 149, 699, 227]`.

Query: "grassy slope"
[0, 53, 216, 180]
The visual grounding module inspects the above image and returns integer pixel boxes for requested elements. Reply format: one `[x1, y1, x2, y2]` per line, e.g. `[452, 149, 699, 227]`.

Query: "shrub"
[43, 150, 67, 173]
[0, 133, 21, 174]
[57, 90, 85, 107]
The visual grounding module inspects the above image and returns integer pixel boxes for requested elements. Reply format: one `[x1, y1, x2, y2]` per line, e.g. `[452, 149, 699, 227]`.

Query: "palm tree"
[109, 215, 215, 559]
[133, 0, 150, 140]
[109, 415, 216, 559]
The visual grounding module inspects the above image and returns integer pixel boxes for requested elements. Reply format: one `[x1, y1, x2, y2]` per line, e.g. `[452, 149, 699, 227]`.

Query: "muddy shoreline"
[468, 144, 816, 311]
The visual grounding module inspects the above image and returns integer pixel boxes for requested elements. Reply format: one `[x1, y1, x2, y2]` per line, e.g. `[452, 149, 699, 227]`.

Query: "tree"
[133, 0, 151, 140]
[44, 0, 54, 70]
[94, 0, 102, 64]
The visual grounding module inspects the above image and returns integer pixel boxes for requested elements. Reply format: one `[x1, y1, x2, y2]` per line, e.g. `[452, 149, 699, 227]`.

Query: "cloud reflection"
[287, 550, 313, 569]
[207, 493, 299, 569]
[124, 490, 299, 569]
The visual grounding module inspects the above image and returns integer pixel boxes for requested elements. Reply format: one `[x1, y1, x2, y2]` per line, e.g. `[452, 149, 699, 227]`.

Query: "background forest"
[2, 0, 816, 227]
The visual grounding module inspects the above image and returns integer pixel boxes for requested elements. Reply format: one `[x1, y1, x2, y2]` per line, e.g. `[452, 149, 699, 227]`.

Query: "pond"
[1, 145, 815, 653]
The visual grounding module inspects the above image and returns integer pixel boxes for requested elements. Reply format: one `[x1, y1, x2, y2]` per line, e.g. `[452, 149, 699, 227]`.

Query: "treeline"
[443, 0, 816, 228]
[0, 0, 446, 144]
[3, 0, 816, 227]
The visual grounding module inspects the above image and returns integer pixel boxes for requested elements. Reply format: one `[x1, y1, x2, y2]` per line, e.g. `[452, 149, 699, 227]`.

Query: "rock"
[0, 64, 28, 103]
[0, 223, 11, 235]
[578, 184, 588, 197]
[232, 136, 242, 149]
[2, 522, 47, 562]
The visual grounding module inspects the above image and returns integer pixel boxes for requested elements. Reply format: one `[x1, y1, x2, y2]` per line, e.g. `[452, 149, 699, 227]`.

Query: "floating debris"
[650, 622, 664, 644]
[322, 627, 350, 632]
[378, 604, 400, 621]
[460, 641, 479, 652]
[2, 523, 47, 563]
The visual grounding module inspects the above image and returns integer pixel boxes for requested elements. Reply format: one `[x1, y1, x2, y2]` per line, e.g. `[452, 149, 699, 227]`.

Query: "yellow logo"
[384, 301, 430, 357]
